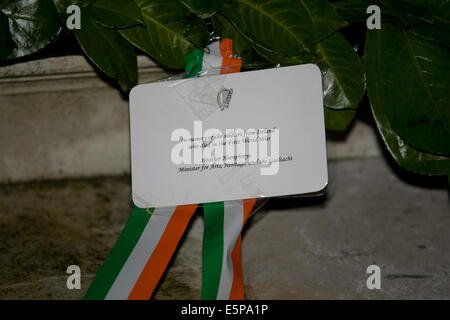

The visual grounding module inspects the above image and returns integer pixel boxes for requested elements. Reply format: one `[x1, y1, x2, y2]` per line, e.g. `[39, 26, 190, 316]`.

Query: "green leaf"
[73, 12, 137, 91]
[181, 0, 223, 18]
[367, 0, 449, 28]
[405, 0, 450, 23]
[370, 1, 450, 48]
[120, 0, 209, 70]
[0, 0, 60, 59]
[52, 0, 92, 14]
[324, 108, 356, 131]
[377, 0, 432, 26]
[330, 0, 433, 26]
[371, 98, 450, 176]
[330, 0, 374, 23]
[0, 11, 15, 59]
[366, 26, 450, 176]
[317, 32, 365, 110]
[244, 40, 317, 66]
[410, 18, 450, 48]
[220, 0, 347, 57]
[337, 0, 448, 48]
[365, 24, 450, 156]
[241, 40, 313, 65]
[84, 0, 143, 29]
[211, 14, 267, 66]
[329, 0, 396, 24]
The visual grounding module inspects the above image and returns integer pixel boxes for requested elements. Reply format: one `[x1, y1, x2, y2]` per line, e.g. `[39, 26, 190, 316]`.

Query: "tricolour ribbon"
[202, 199, 256, 300]
[85, 39, 254, 300]
[192, 39, 256, 300]
[84, 205, 197, 300]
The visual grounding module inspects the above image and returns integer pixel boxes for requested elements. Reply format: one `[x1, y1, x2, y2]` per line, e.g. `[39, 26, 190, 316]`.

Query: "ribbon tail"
[229, 199, 256, 299]
[201, 199, 256, 300]
[84, 205, 197, 300]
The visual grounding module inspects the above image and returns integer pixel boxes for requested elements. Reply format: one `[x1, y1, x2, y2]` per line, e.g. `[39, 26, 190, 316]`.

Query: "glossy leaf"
[365, 25, 450, 156]
[85, 0, 143, 29]
[211, 14, 267, 66]
[370, 0, 450, 29]
[329, 0, 369, 22]
[405, 0, 450, 23]
[331, 0, 449, 48]
[324, 108, 356, 131]
[370, 98, 450, 177]
[330, 0, 395, 23]
[377, 0, 432, 26]
[410, 19, 450, 48]
[240, 42, 310, 65]
[181, 0, 223, 18]
[52, 0, 92, 14]
[220, 0, 347, 57]
[247, 42, 317, 65]
[0, 11, 15, 59]
[120, 0, 209, 69]
[317, 32, 365, 110]
[366, 27, 450, 176]
[73, 11, 137, 91]
[0, 0, 60, 59]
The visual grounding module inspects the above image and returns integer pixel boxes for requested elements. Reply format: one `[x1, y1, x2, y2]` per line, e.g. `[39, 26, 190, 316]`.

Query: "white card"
[130, 64, 328, 208]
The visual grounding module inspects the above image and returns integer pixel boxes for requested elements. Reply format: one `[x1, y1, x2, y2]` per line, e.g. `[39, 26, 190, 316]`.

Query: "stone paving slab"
[0, 157, 448, 299]
[243, 158, 450, 299]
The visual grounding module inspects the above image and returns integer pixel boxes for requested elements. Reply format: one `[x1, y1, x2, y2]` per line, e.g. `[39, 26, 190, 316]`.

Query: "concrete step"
[0, 156, 448, 299]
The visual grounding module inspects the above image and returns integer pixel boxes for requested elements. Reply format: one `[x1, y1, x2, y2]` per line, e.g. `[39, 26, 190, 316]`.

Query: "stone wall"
[0, 55, 380, 184]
